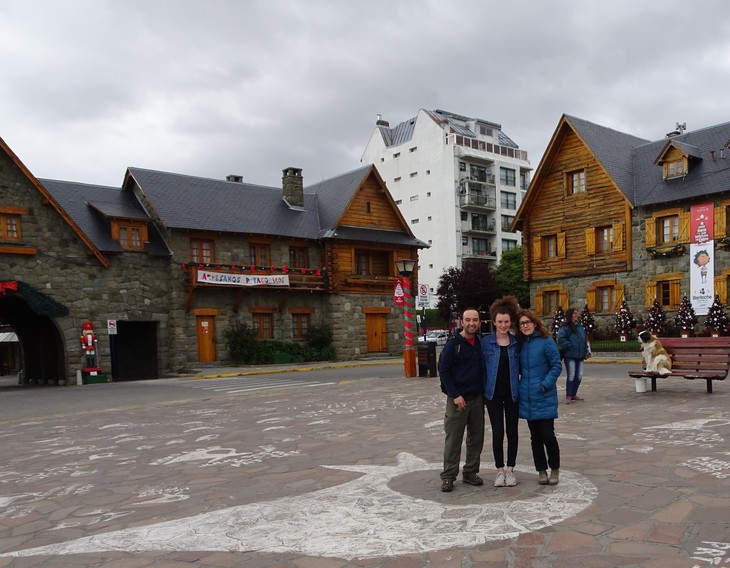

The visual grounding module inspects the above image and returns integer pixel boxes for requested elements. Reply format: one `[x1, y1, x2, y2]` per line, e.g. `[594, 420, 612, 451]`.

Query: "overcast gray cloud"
[1, 0, 729, 188]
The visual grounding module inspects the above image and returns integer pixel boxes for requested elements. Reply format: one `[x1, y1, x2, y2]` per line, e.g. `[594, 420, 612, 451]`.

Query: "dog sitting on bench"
[638, 330, 672, 375]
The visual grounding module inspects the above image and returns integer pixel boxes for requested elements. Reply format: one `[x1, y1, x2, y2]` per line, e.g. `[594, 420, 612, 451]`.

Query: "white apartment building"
[361, 109, 531, 306]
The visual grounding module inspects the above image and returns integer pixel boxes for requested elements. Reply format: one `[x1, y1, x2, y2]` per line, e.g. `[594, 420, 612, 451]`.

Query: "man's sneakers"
[462, 473, 484, 486]
[440, 479, 454, 492]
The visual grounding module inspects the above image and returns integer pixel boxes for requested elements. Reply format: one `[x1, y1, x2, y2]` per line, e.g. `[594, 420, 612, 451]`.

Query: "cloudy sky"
[2, 0, 729, 189]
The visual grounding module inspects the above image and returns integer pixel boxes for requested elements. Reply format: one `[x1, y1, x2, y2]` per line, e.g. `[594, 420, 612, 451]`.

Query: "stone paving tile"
[1, 369, 730, 566]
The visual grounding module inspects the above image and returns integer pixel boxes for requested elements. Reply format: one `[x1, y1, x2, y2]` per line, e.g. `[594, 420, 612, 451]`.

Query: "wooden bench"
[629, 336, 730, 393]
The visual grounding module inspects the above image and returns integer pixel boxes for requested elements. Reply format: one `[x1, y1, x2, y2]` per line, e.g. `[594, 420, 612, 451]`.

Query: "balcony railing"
[459, 193, 497, 210]
[462, 248, 497, 261]
[462, 221, 496, 235]
[447, 133, 529, 162]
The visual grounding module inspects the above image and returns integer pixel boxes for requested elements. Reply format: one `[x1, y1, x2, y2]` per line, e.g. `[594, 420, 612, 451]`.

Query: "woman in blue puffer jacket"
[516, 309, 563, 486]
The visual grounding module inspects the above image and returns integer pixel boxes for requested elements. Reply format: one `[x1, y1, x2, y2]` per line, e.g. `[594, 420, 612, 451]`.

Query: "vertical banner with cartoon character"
[690, 202, 714, 315]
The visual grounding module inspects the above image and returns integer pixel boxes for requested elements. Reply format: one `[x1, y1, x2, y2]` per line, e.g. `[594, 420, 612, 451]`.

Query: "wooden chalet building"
[0, 135, 425, 385]
[514, 115, 730, 329]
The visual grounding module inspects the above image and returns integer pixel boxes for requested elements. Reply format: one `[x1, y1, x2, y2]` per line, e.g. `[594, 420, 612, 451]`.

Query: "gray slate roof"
[565, 115, 730, 208]
[127, 165, 427, 247]
[39, 179, 170, 255]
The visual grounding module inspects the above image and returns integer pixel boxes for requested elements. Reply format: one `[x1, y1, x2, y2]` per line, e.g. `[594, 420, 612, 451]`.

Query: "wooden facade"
[519, 124, 632, 284]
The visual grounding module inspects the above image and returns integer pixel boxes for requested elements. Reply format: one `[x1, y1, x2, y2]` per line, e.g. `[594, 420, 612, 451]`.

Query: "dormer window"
[112, 219, 148, 250]
[664, 158, 686, 179]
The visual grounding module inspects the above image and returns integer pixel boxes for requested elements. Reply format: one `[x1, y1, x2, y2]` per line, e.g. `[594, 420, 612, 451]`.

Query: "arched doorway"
[0, 281, 67, 385]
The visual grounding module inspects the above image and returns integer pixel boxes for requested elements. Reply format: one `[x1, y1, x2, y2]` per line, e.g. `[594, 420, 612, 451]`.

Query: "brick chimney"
[282, 167, 303, 207]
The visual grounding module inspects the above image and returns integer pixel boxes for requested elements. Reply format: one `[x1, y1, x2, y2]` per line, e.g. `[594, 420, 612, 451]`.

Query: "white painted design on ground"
[3, 452, 597, 560]
[149, 445, 298, 467]
[634, 417, 729, 449]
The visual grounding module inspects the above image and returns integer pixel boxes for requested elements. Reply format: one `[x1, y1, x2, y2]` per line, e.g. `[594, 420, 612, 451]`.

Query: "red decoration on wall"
[282, 266, 289, 274]
[0, 281, 18, 294]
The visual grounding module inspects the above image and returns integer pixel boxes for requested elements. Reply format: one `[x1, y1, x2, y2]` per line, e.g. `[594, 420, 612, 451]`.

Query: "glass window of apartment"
[252, 313, 274, 340]
[502, 239, 517, 251]
[470, 164, 489, 182]
[596, 226, 613, 252]
[250, 243, 270, 266]
[520, 172, 527, 191]
[191, 238, 214, 263]
[471, 213, 489, 231]
[568, 170, 586, 194]
[473, 238, 489, 256]
[292, 313, 310, 339]
[501, 215, 515, 231]
[460, 211, 468, 221]
[459, 161, 466, 172]
[596, 286, 614, 312]
[500, 191, 516, 209]
[289, 246, 308, 268]
[657, 215, 679, 244]
[500, 167, 516, 186]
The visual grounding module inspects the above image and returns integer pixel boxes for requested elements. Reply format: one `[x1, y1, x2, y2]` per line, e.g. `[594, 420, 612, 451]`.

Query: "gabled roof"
[0, 136, 110, 267]
[39, 179, 170, 256]
[631, 120, 730, 206]
[655, 139, 702, 161]
[564, 115, 650, 197]
[126, 165, 427, 247]
[520, 115, 730, 219]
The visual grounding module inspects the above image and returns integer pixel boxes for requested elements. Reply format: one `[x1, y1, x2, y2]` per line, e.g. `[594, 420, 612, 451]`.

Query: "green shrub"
[224, 322, 336, 365]
[224, 323, 259, 364]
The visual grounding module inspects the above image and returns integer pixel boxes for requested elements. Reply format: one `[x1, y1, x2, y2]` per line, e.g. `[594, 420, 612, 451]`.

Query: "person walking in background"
[557, 307, 589, 404]
[438, 308, 485, 493]
[482, 296, 520, 487]
[517, 309, 563, 486]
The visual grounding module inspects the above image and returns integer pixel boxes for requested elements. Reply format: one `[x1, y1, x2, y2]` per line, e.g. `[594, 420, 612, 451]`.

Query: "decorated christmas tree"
[613, 299, 637, 335]
[578, 305, 596, 336]
[704, 295, 730, 334]
[674, 295, 697, 334]
[644, 298, 667, 336]
[550, 306, 566, 336]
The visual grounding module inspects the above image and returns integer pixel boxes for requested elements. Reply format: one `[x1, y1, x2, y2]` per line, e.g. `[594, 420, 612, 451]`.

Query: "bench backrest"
[658, 337, 730, 375]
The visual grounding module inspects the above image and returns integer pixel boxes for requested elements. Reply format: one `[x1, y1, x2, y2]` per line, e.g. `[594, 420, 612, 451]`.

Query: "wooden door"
[196, 316, 216, 362]
[366, 313, 387, 353]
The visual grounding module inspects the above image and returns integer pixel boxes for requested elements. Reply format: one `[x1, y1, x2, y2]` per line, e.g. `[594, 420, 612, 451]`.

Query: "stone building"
[514, 115, 730, 332]
[0, 136, 425, 385]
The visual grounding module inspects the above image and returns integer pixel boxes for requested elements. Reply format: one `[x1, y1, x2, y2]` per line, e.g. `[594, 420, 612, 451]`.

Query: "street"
[0, 362, 728, 567]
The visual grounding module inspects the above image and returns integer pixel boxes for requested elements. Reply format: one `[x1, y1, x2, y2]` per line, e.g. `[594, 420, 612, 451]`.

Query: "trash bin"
[417, 341, 437, 377]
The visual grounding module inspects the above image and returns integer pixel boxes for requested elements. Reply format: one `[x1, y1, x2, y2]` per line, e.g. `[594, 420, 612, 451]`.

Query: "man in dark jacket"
[438, 307, 485, 492]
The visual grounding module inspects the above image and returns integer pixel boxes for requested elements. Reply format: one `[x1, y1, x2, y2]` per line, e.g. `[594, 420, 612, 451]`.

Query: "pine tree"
[674, 295, 697, 334]
[613, 299, 636, 335]
[644, 298, 667, 336]
[550, 306, 566, 336]
[704, 295, 730, 334]
[578, 305, 595, 336]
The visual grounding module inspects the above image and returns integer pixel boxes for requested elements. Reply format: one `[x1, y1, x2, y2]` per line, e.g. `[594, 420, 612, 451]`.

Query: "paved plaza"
[0, 361, 729, 567]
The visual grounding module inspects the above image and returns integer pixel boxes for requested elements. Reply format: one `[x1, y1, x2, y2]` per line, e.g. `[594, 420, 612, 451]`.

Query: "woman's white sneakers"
[494, 470, 518, 487]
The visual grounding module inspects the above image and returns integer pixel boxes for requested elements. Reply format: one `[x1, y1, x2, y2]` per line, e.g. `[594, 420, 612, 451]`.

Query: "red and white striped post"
[395, 259, 417, 377]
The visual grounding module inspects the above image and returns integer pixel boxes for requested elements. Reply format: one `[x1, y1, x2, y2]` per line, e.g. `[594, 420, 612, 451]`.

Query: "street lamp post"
[395, 258, 417, 378]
